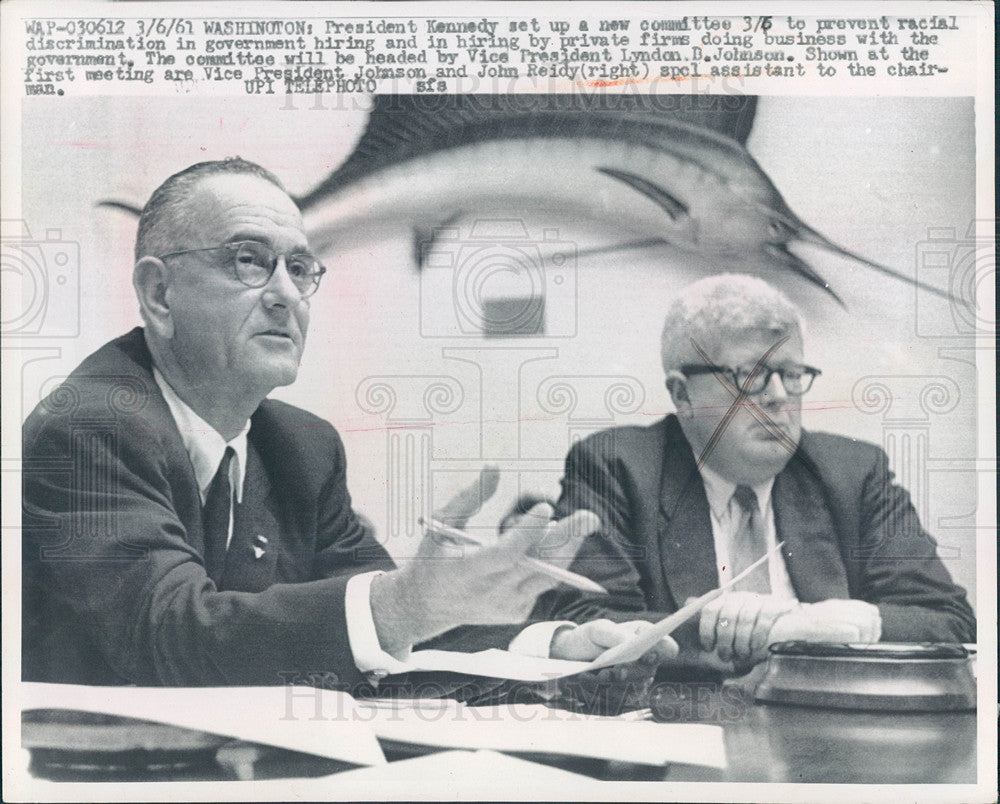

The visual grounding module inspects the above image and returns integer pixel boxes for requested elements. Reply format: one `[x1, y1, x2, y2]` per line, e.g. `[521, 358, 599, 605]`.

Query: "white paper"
[213, 750, 613, 799]
[358, 699, 727, 768]
[407, 648, 591, 681]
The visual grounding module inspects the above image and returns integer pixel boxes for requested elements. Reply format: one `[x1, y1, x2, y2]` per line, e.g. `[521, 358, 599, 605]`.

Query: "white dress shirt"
[699, 465, 799, 601]
[154, 369, 247, 547]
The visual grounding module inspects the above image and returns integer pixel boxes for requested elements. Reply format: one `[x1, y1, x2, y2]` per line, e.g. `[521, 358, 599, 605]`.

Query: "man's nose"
[760, 371, 789, 404]
[261, 257, 301, 308]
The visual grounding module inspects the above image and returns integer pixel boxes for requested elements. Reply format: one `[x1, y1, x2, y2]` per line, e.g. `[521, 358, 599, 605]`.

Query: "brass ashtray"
[755, 642, 976, 712]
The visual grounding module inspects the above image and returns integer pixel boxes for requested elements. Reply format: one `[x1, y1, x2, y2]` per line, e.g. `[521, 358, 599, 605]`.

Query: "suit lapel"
[658, 418, 719, 608]
[773, 451, 850, 601]
[220, 440, 280, 592]
[158, 408, 205, 557]
[97, 329, 287, 587]
[111, 329, 206, 556]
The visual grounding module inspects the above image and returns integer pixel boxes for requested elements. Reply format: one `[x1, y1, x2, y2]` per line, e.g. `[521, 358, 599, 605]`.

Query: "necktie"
[730, 485, 771, 593]
[202, 446, 234, 584]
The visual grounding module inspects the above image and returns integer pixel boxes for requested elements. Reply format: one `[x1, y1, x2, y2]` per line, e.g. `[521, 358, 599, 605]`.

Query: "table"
[23, 679, 977, 785]
[645, 679, 976, 783]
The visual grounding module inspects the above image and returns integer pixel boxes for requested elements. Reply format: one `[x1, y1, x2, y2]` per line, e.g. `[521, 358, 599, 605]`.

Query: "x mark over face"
[689, 336, 803, 467]
[669, 328, 809, 486]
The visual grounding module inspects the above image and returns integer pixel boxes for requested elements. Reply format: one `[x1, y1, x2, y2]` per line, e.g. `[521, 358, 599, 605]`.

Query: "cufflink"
[367, 669, 389, 690]
[252, 534, 268, 560]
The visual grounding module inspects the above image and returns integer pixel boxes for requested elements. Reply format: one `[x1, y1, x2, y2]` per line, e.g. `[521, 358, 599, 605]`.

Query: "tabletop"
[23, 676, 977, 786]
[645, 679, 976, 783]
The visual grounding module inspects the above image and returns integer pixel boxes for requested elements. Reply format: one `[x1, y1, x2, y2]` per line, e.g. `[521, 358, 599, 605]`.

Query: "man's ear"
[133, 257, 174, 339]
[665, 371, 692, 417]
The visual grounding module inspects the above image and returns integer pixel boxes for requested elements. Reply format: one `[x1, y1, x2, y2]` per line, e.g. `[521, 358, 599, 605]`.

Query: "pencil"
[589, 542, 786, 668]
[419, 516, 608, 595]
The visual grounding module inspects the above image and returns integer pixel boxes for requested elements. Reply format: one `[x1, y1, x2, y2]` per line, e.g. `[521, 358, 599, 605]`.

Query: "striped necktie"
[730, 485, 771, 593]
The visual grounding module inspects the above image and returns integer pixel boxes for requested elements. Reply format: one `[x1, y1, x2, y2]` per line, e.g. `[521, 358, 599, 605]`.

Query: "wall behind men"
[12, 94, 982, 604]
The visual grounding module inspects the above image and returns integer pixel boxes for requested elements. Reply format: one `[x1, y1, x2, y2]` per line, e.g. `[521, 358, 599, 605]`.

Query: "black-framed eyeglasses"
[680, 363, 821, 396]
[159, 241, 327, 298]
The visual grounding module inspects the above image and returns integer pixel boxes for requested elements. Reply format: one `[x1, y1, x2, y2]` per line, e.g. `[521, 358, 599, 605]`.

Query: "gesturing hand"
[431, 464, 501, 531]
[370, 467, 601, 654]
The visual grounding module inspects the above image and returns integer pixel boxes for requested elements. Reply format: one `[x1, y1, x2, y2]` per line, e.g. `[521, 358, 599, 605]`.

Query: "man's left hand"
[768, 599, 882, 644]
[550, 619, 679, 664]
[550, 621, 678, 716]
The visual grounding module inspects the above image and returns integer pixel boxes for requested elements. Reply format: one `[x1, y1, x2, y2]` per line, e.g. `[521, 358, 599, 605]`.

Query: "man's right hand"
[698, 592, 798, 665]
[369, 470, 600, 656]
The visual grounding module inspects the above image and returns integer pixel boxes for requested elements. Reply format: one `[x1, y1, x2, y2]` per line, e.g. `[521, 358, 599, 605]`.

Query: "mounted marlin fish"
[298, 94, 964, 306]
[100, 94, 956, 306]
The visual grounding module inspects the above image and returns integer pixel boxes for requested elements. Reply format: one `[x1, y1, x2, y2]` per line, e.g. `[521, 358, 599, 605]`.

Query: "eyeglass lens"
[737, 367, 814, 395]
[233, 242, 321, 296]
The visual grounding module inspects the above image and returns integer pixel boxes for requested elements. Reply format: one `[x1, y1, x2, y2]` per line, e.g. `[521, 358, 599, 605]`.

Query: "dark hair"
[135, 157, 286, 261]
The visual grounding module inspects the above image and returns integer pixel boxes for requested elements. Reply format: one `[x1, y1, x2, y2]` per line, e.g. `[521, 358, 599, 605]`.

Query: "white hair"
[660, 274, 805, 373]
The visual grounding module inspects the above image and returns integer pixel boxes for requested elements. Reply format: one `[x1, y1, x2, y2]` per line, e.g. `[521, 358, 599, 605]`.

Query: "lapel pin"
[253, 534, 268, 560]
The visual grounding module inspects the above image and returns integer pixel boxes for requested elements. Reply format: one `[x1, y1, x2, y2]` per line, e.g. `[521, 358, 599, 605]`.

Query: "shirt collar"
[152, 368, 248, 505]
[699, 464, 775, 521]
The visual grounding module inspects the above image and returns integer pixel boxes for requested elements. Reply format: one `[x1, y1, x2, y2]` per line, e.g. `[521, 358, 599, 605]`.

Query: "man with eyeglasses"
[534, 273, 974, 675]
[22, 158, 676, 687]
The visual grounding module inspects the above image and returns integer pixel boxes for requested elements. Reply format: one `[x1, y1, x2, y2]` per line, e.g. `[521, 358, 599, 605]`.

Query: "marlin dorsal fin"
[597, 167, 689, 222]
[96, 200, 143, 216]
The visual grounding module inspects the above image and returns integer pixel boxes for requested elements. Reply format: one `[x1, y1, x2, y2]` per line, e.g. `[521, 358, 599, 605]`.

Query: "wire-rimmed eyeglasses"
[159, 240, 326, 298]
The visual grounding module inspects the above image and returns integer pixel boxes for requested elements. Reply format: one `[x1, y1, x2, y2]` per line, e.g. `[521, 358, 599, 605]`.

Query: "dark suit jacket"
[22, 328, 396, 687]
[535, 415, 975, 644]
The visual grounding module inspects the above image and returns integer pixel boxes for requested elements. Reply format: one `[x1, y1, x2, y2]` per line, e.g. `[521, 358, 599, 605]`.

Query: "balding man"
[536, 274, 975, 673]
[22, 158, 672, 687]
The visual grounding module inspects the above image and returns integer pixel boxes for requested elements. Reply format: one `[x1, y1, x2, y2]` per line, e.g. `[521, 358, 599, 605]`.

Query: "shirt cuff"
[508, 621, 577, 658]
[345, 571, 412, 676]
